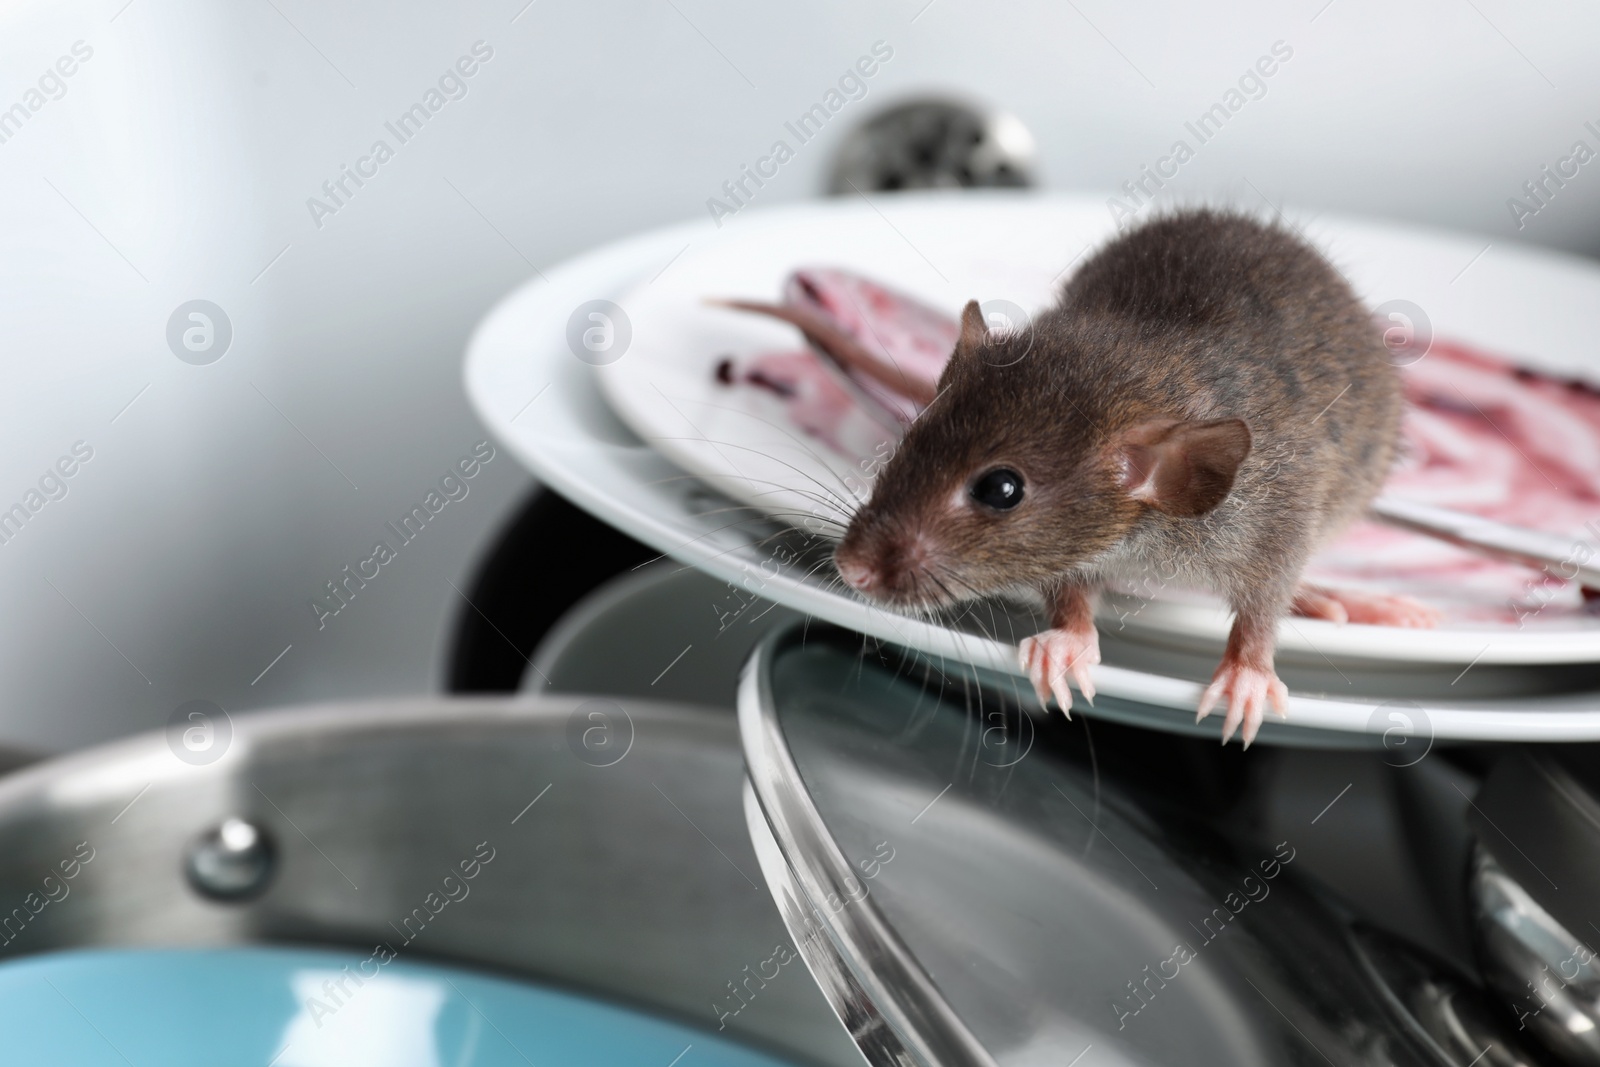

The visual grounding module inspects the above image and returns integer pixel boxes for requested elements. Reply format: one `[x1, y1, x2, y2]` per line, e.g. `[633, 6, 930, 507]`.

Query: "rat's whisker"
[656, 520, 806, 581]
[800, 555, 844, 587]
[643, 434, 860, 515]
[673, 392, 878, 498]
[653, 470, 853, 518]
[745, 488, 856, 516]
[656, 483, 852, 541]
[645, 512, 813, 568]
[928, 567, 1012, 647]
[741, 598, 783, 627]
[883, 624, 918, 687]
[727, 477, 859, 514]
[957, 605, 999, 645]
[969, 670, 988, 778]
[1080, 714, 1102, 861]
[685, 527, 803, 571]
[923, 570, 964, 614]
[646, 431, 854, 495]
[980, 591, 1012, 649]
[956, 602, 998, 644]
[853, 631, 872, 686]
[683, 504, 846, 534]
[640, 471, 725, 489]
[642, 470, 848, 524]
[932, 566, 989, 605]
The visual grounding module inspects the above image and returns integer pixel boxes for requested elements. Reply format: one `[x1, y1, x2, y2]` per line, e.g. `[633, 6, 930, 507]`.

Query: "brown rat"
[832, 207, 1436, 746]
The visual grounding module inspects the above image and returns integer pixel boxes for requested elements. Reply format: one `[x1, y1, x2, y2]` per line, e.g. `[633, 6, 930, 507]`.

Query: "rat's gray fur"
[835, 208, 1403, 637]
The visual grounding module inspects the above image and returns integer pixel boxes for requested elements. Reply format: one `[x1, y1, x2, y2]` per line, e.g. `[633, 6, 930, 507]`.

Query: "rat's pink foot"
[1197, 658, 1288, 748]
[1019, 625, 1100, 718]
[1291, 583, 1441, 628]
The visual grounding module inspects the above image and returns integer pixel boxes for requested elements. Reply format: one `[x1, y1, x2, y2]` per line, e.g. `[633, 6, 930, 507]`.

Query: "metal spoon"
[1368, 496, 1600, 593]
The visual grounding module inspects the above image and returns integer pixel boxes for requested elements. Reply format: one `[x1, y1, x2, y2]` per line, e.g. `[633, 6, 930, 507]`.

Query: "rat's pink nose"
[835, 555, 878, 594]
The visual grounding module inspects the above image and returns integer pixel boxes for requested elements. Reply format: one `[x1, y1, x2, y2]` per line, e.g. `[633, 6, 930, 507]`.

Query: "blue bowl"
[0, 945, 800, 1066]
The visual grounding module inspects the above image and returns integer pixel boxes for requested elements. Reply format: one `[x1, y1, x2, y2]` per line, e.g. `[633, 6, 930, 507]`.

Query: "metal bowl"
[0, 696, 859, 1067]
[738, 621, 1547, 1067]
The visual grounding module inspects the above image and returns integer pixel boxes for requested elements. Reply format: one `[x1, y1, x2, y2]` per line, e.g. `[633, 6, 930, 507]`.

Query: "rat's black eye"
[971, 468, 1024, 510]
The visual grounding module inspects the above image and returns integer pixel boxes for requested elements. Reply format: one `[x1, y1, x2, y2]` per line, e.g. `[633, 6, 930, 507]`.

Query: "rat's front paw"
[1197, 659, 1288, 748]
[1019, 626, 1100, 717]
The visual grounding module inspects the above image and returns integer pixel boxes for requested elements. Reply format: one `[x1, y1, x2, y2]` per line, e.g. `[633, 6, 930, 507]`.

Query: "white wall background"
[0, 0, 1596, 752]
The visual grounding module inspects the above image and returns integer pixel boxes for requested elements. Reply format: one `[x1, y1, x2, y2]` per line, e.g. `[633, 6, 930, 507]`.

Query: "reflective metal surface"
[738, 621, 1495, 1066]
[1471, 846, 1600, 1065]
[740, 651, 996, 1067]
[1350, 923, 1544, 1067]
[527, 560, 802, 706]
[184, 817, 277, 901]
[0, 697, 859, 1067]
[744, 782, 926, 1067]
[827, 100, 1036, 194]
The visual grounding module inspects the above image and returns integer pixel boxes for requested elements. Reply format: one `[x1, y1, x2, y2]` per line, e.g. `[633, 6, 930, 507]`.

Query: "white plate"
[463, 192, 1600, 742]
[591, 195, 1600, 666]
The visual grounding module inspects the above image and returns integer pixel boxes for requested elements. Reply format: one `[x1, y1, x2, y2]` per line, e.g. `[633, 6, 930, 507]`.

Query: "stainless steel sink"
[0, 697, 859, 1067]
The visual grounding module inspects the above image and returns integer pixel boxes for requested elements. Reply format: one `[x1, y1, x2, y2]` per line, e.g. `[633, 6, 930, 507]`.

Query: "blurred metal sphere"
[828, 99, 1036, 195]
[185, 817, 276, 902]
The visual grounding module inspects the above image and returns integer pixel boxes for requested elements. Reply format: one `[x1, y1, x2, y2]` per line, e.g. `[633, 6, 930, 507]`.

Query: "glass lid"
[736, 621, 1539, 1067]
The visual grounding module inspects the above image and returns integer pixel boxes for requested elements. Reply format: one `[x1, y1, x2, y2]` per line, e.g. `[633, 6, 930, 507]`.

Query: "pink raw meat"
[714, 349, 862, 455]
[1309, 338, 1600, 622]
[779, 268, 954, 416]
[715, 268, 954, 424]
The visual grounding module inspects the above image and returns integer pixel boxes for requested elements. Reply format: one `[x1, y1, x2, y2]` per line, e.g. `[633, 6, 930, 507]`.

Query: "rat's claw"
[1221, 700, 1246, 746]
[1018, 638, 1051, 708]
[1070, 650, 1097, 706]
[1019, 626, 1100, 719]
[1268, 678, 1290, 717]
[1050, 674, 1074, 721]
[1199, 659, 1290, 748]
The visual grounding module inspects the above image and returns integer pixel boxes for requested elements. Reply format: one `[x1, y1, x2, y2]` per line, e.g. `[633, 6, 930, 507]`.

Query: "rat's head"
[833, 301, 1252, 610]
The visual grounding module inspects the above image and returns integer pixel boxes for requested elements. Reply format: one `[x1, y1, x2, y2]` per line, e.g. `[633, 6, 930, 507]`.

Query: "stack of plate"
[464, 193, 1600, 746]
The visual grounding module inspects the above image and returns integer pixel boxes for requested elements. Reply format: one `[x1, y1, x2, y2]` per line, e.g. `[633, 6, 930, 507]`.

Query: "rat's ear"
[955, 300, 987, 353]
[1114, 418, 1252, 517]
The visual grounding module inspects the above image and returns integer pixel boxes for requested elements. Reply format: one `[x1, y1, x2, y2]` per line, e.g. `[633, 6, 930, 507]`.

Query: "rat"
[832, 208, 1437, 746]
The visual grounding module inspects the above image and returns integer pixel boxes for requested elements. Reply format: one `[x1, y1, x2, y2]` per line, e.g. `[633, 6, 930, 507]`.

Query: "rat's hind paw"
[1019, 626, 1100, 718]
[1197, 660, 1288, 748]
[1292, 583, 1441, 629]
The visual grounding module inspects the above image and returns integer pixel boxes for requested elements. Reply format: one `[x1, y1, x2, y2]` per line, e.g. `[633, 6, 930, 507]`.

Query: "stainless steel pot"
[0, 697, 860, 1067]
[737, 621, 1548, 1067]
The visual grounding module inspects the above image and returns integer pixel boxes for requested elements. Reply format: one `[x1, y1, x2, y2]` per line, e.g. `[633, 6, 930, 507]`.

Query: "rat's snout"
[834, 528, 943, 606]
[833, 548, 880, 595]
